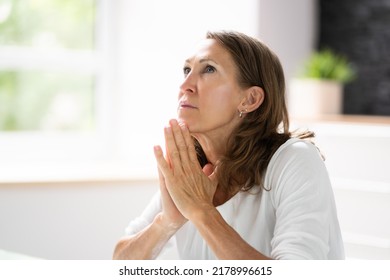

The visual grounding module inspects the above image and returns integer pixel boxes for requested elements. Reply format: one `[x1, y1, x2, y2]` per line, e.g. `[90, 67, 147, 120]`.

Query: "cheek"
[203, 85, 240, 112]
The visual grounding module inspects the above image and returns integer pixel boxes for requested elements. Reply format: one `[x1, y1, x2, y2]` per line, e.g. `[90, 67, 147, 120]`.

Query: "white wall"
[0, 180, 158, 259]
[292, 120, 390, 259]
[258, 0, 318, 84]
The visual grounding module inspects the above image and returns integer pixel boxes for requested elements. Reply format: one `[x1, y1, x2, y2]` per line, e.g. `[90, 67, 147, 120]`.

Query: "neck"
[190, 117, 241, 165]
[192, 129, 243, 207]
[191, 131, 227, 166]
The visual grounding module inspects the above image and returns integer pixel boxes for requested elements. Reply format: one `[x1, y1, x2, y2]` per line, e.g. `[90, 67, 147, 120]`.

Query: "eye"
[204, 65, 215, 73]
[183, 66, 191, 76]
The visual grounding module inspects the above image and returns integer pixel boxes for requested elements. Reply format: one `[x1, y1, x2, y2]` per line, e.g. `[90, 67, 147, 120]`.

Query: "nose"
[179, 72, 196, 98]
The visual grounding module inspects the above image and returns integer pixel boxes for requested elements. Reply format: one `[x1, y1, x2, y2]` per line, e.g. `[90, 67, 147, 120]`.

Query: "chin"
[177, 114, 191, 125]
[177, 112, 205, 133]
[176, 117, 195, 133]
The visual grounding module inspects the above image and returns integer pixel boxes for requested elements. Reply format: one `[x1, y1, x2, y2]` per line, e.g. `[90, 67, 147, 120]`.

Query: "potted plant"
[288, 48, 356, 118]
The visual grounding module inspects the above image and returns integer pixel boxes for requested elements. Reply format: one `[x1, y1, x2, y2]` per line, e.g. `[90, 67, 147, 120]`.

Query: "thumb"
[202, 163, 218, 184]
[202, 163, 214, 177]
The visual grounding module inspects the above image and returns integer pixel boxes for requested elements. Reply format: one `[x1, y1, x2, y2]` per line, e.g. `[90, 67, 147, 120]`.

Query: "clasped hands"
[153, 119, 217, 230]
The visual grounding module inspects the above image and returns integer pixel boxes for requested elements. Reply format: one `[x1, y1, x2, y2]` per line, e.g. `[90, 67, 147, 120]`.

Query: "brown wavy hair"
[195, 30, 313, 193]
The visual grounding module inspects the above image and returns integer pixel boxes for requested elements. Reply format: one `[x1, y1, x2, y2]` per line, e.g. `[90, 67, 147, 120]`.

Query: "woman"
[113, 30, 344, 260]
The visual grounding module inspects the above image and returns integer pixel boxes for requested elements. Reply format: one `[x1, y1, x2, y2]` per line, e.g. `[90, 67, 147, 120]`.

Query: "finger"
[157, 167, 169, 200]
[206, 164, 219, 186]
[179, 122, 199, 165]
[154, 145, 173, 179]
[164, 126, 183, 174]
[157, 166, 166, 189]
[169, 119, 191, 166]
[158, 167, 172, 204]
[202, 163, 214, 177]
[208, 171, 218, 184]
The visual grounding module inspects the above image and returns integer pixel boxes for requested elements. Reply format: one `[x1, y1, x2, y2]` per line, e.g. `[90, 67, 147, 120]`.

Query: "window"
[0, 0, 97, 131]
[0, 0, 119, 182]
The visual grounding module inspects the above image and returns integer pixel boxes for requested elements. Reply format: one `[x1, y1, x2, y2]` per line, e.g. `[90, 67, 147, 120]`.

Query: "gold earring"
[239, 108, 247, 118]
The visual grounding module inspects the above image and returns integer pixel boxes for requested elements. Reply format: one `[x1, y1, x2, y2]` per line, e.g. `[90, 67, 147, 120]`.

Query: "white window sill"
[291, 114, 390, 137]
[292, 114, 390, 125]
[0, 160, 158, 185]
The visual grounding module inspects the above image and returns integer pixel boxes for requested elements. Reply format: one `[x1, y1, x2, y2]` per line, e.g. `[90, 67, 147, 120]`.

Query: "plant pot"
[288, 78, 343, 118]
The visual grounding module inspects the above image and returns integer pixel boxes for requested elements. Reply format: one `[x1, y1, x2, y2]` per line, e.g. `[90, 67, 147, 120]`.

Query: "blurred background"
[0, 0, 389, 259]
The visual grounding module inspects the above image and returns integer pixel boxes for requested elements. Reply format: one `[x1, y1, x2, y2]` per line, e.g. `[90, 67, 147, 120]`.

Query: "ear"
[239, 86, 264, 113]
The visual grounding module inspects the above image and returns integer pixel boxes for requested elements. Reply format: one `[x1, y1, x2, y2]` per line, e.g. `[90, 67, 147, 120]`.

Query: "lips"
[178, 100, 197, 109]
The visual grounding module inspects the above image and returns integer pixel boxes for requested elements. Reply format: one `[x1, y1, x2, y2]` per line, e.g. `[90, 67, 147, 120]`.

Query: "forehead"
[185, 38, 233, 64]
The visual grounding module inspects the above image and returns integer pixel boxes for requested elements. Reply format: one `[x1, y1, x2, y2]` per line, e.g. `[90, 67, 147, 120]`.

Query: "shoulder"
[264, 138, 331, 202]
[269, 138, 324, 171]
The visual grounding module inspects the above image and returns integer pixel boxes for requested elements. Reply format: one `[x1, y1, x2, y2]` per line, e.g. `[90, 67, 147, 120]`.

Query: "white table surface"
[0, 249, 40, 260]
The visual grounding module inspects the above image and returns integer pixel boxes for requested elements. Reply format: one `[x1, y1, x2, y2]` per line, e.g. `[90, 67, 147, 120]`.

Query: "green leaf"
[299, 48, 356, 83]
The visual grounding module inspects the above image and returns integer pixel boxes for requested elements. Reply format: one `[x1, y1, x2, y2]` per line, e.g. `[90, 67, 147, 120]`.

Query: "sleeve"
[125, 191, 162, 236]
[124, 191, 177, 258]
[268, 140, 337, 259]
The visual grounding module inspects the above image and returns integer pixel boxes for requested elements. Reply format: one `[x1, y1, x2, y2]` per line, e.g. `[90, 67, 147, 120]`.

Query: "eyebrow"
[185, 57, 219, 65]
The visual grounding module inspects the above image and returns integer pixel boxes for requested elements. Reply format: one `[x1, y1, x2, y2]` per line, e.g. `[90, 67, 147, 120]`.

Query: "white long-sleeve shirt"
[125, 138, 345, 259]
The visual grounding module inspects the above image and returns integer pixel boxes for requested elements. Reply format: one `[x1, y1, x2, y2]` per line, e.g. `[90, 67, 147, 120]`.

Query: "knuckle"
[170, 150, 180, 158]
[177, 143, 187, 152]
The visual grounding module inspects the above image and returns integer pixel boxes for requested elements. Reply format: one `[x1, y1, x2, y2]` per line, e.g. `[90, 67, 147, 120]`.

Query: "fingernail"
[169, 119, 177, 126]
[179, 123, 187, 130]
[177, 120, 187, 128]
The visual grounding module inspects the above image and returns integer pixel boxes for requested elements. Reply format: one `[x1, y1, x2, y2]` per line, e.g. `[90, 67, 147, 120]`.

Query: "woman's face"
[177, 39, 244, 135]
